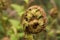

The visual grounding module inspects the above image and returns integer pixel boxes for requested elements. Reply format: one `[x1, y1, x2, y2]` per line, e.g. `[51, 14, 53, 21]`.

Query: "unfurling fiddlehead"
[0, 0, 11, 10]
[49, 8, 58, 18]
[0, 0, 11, 37]
[21, 5, 47, 34]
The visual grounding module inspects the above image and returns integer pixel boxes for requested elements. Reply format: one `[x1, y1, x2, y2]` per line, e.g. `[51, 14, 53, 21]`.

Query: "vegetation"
[0, 0, 60, 40]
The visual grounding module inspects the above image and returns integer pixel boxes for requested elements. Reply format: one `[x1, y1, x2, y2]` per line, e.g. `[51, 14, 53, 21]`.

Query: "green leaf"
[11, 4, 25, 16]
[24, 0, 29, 4]
[9, 19, 23, 30]
[10, 34, 18, 40]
